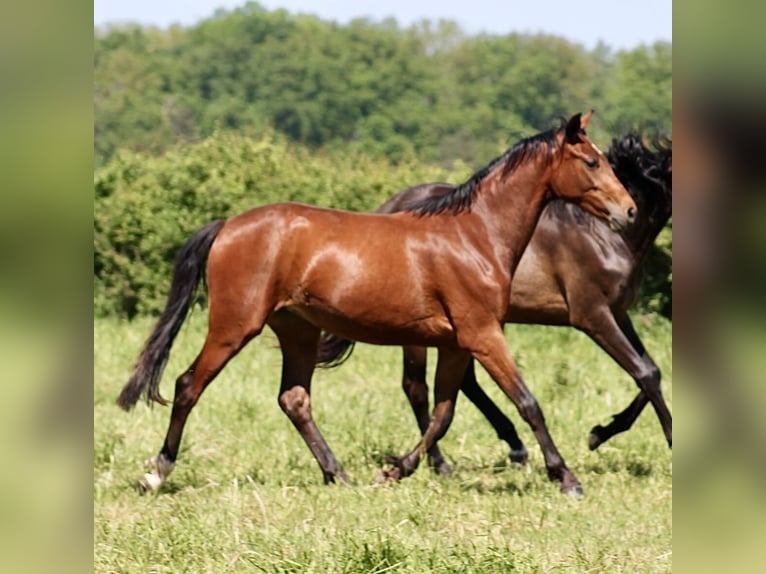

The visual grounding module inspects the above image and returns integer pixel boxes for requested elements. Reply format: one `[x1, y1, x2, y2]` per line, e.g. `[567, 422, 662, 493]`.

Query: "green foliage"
[638, 219, 672, 318]
[601, 42, 672, 135]
[94, 5, 672, 168]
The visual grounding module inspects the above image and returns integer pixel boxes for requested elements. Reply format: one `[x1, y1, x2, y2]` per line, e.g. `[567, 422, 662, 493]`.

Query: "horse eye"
[585, 158, 598, 169]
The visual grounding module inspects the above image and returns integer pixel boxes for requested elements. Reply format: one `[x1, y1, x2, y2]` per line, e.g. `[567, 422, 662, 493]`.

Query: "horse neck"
[620, 197, 671, 266]
[472, 160, 552, 274]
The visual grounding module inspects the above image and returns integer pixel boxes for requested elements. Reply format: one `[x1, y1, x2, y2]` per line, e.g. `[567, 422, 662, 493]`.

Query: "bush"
[637, 220, 672, 318]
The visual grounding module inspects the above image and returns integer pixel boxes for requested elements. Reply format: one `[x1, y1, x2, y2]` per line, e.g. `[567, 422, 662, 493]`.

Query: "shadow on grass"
[584, 455, 655, 478]
[458, 478, 536, 496]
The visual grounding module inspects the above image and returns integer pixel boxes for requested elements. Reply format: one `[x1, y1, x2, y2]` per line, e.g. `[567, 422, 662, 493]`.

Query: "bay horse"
[117, 112, 636, 496]
[317, 133, 672, 473]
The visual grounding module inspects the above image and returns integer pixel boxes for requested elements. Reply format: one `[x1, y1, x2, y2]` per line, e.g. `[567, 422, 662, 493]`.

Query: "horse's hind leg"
[270, 312, 349, 485]
[141, 329, 256, 492]
[460, 359, 529, 464]
[140, 286, 273, 493]
[400, 346, 452, 474]
[385, 348, 470, 480]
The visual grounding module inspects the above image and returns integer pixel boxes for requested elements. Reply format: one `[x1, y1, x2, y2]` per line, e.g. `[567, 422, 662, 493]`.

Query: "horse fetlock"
[509, 446, 529, 465]
[561, 481, 585, 497]
[324, 468, 351, 485]
[138, 454, 174, 493]
[556, 469, 584, 496]
[428, 454, 453, 475]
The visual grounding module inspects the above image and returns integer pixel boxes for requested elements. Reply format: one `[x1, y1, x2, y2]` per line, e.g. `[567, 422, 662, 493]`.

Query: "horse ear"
[565, 113, 582, 143]
[581, 109, 593, 130]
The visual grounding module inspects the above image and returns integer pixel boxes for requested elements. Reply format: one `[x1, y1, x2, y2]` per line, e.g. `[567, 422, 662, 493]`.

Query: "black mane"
[605, 132, 672, 208]
[407, 125, 562, 216]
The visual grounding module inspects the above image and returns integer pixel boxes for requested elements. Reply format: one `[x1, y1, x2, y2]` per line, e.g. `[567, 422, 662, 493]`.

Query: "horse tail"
[117, 219, 226, 410]
[315, 331, 357, 368]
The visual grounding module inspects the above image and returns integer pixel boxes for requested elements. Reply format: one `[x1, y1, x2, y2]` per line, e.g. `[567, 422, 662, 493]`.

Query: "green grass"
[94, 312, 672, 573]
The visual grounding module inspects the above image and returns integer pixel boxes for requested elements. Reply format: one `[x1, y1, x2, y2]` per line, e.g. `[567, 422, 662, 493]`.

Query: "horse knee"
[514, 391, 543, 426]
[278, 387, 312, 425]
[636, 364, 661, 395]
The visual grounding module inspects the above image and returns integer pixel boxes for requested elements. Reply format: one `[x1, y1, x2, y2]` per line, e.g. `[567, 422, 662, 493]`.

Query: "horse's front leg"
[574, 309, 671, 450]
[468, 328, 583, 495]
[460, 359, 529, 464]
[589, 392, 650, 450]
[383, 348, 471, 480]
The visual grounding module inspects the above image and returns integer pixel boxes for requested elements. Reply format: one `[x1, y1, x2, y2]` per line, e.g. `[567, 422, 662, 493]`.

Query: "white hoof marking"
[139, 454, 175, 492]
[141, 472, 164, 491]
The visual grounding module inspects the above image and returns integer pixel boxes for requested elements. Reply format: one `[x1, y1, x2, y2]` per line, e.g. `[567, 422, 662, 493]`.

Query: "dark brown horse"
[317, 133, 672, 473]
[117, 112, 636, 496]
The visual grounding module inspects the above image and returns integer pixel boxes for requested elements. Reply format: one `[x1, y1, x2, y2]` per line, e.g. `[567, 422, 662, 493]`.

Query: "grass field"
[94, 312, 672, 573]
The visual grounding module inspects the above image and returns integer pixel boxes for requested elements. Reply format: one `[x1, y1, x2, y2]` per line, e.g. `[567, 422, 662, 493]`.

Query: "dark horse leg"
[585, 312, 671, 450]
[400, 345, 453, 475]
[460, 359, 529, 464]
[470, 328, 582, 495]
[456, 311, 670, 453]
[401, 347, 528, 470]
[384, 348, 471, 480]
[142, 321, 261, 492]
[589, 393, 650, 450]
[270, 311, 349, 484]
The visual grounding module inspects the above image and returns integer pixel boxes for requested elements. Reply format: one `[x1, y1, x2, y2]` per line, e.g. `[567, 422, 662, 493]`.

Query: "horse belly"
[286, 303, 455, 346]
[277, 230, 455, 344]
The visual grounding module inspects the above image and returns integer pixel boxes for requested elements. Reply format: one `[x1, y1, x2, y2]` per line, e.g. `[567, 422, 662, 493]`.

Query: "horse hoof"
[588, 427, 604, 451]
[509, 447, 529, 465]
[428, 457, 453, 475]
[137, 454, 174, 493]
[325, 471, 352, 486]
[372, 467, 402, 484]
[382, 467, 403, 481]
[378, 456, 405, 482]
[562, 483, 584, 497]
[139, 472, 163, 493]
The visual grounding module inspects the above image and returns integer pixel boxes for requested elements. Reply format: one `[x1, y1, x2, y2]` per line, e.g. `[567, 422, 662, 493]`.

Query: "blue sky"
[94, 0, 672, 51]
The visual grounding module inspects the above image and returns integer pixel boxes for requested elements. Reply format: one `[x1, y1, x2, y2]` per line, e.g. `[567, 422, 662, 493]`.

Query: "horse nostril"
[627, 206, 636, 221]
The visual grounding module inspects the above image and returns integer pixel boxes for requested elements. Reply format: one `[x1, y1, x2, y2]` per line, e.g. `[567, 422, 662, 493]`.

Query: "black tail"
[315, 331, 357, 368]
[116, 220, 226, 410]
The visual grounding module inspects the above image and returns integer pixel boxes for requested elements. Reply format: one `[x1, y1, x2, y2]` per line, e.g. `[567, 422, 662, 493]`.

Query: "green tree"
[95, 7, 672, 167]
[601, 42, 672, 135]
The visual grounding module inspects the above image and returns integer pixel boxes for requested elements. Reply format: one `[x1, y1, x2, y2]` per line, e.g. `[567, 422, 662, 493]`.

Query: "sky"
[93, 0, 672, 51]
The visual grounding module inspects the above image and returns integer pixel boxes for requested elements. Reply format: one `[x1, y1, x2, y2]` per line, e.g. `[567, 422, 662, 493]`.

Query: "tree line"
[95, 1, 671, 168]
